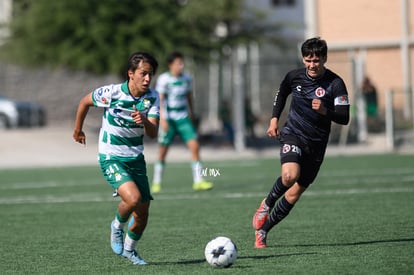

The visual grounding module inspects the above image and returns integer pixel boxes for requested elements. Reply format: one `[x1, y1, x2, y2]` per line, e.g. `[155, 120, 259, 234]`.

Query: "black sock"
[261, 196, 294, 232]
[265, 177, 289, 209]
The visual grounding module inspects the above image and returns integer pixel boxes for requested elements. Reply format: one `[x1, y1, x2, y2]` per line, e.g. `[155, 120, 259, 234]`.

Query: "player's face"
[128, 61, 154, 95]
[303, 54, 326, 78]
[169, 58, 184, 77]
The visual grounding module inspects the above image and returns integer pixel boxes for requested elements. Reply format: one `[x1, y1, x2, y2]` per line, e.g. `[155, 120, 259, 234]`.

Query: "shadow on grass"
[288, 238, 414, 248]
[150, 252, 317, 266]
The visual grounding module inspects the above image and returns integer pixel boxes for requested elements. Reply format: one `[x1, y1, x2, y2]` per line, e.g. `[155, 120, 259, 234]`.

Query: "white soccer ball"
[204, 236, 238, 268]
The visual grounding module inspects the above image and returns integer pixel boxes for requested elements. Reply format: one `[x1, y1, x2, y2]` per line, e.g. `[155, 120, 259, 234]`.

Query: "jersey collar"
[121, 80, 149, 98]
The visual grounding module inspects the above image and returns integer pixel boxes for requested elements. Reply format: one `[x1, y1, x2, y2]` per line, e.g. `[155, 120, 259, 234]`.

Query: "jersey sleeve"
[92, 84, 115, 108]
[328, 78, 350, 125]
[271, 73, 292, 119]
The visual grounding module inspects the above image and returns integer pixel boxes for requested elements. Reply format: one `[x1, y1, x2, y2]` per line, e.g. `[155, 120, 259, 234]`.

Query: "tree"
[1, 0, 279, 76]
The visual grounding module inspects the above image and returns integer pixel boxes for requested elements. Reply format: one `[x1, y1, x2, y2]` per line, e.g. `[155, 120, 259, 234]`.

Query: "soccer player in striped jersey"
[252, 38, 350, 248]
[73, 52, 159, 265]
[151, 52, 213, 193]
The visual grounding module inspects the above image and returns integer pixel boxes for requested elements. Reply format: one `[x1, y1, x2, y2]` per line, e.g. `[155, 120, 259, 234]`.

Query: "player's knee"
[125, 194, 142, 209]
[281, 172, 297, 187]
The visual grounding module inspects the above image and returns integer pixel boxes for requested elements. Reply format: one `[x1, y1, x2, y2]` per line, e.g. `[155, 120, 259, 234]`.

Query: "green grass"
[1, 154, 413, 274]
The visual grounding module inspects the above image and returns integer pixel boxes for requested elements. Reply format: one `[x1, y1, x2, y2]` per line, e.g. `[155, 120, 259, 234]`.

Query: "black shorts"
[279, 135, 327, 188]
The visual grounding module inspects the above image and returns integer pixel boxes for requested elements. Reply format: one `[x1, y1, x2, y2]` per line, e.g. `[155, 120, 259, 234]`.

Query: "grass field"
[1, 154, 413, 274]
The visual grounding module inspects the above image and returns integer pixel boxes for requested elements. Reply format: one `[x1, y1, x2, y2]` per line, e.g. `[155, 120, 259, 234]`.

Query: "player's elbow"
[335, 113, 349, 125]
[331, 106, 350, 125]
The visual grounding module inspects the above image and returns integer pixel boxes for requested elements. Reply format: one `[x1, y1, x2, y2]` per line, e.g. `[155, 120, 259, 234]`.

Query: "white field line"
[1, 166, 413, 190]
[0, 187, 413, 205]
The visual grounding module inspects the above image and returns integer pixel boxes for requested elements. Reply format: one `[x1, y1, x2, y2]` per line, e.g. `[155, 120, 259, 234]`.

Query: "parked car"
[0, 96, 47, 129]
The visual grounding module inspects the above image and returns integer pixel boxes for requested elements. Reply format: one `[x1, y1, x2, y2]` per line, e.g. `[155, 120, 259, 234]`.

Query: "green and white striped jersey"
[92, 81, 160, 161]
[156, 72, 192, 120]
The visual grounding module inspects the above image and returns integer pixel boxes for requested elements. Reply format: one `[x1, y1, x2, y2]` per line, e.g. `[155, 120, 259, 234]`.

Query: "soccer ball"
[204, 236, 237, 268]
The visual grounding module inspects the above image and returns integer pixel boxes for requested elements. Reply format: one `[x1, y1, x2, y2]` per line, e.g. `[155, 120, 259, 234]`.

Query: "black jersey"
[272, 68, 350, 145]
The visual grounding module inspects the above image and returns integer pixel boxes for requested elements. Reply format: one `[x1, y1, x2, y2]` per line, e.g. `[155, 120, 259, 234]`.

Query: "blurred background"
[0, 0, 413, 152]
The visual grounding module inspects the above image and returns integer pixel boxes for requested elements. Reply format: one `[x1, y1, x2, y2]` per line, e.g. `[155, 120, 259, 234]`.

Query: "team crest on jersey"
[136, 98, 151, 112]
[315, 87, 326, 97]
[282, 144, 291, 154]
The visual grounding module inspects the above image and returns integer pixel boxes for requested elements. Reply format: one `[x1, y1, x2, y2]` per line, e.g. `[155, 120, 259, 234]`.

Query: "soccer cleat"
[151, 183, 161, 194]
[192, 181, 214, 191]
[252, 198, 270, 230]
[255, 229, 267, 248]
[112, 189, 119, 197]
[122, 249, 147, 265]
[110, 221, 124, 255]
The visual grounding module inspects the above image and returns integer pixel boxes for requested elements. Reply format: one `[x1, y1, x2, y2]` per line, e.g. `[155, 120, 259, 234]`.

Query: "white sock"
[112, 217, 125, 230]
[124, 234, 138, 252]
[192, 161, 203, 183]
[153, 161, 164, 184]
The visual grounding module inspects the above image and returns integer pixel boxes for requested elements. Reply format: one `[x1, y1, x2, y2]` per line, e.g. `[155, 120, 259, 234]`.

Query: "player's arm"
[143, 117, 159, 139]
[131, 108, 159, 139]
[268, 78, 291, 137]
[327, 79, 350, 125]
[327, 102, 349, 125]
[158, 93, 168, 132]
[73, 92, 94, 145]
[187, 92, 194, 122]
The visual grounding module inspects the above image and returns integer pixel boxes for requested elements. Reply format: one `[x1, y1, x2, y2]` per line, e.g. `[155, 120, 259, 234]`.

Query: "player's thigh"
[129, 159, 153, 203]
[176, 117, 197, 142]
[99, 160, 134, 190]
[280, 141, 302, 185]
[118, 180, 142, 206]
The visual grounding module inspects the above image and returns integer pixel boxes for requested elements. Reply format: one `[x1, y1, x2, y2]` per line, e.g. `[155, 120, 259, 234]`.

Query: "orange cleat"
[252, 198, 270, 230]
[255, 229, 267, 248]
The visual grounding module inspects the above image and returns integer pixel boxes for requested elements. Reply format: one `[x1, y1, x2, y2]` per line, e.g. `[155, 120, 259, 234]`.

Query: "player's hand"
[131, 106, 146, 125]
[312, 99, 327, 115]
[73, 129, 86, 145]
[266, 117, 279, 138]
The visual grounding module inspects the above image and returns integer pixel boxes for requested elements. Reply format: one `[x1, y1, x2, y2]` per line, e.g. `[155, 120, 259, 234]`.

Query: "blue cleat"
[122, 249, 147, 265]
[110, 221, 124, 255]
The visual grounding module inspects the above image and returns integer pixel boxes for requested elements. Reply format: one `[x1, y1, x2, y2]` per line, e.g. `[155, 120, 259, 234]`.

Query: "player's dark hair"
[166, 51, 184, 65]
[301, 37, 328, 58]
[126, 52, 158, 80]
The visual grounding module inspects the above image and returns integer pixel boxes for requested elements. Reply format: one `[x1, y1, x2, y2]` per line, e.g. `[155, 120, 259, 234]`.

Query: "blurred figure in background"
[361, 76, 379, 132]
[219, 99, 234, 146]
[152, 51, 213, 193]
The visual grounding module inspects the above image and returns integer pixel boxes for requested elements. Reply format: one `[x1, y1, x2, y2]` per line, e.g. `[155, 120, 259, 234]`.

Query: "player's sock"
[261, 195, 294, 232]
[153, 161, 165, 184]
[113, 211, 128, 229]
[192, 161, 203, 183]
[124, 230, 142, 251]
[265, 177, 289, 209]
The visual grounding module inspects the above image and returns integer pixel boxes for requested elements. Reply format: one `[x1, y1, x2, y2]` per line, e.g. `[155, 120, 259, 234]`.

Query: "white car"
[0, 96, 46, 129]
[0, 96, 19, 129]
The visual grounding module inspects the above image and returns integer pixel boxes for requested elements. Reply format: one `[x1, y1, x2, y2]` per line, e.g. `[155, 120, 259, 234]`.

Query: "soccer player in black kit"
[252, 37, 350, 248]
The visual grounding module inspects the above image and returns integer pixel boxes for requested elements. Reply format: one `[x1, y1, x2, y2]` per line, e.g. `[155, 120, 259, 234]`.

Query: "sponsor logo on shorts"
[282, 144, 291, 154]
[282, 144, 302, 155]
